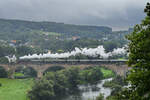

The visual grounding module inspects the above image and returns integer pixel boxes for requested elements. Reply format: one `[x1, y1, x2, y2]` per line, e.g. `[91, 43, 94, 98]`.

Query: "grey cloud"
[0, 0, 149, 30]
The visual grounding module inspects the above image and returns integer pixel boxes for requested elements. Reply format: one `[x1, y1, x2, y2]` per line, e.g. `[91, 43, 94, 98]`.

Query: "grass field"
[0, 78, 33, 100]
[101, 68, 115, 78]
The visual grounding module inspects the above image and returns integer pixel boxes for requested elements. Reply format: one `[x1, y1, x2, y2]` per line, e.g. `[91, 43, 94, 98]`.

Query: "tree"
[80, 67, 103, 84]
[0, 66, 7, 78]
[23, 67, 37, 77]
[125, 2, 150, 99]
[16, 46, 34, 56]
[14, 66, 37, 78]
[96, 93, 104, 100]
[44, 71, 68, 96]
[28, 79, 55, 100]
[0, 45, 15, 57]
[63, 67, 80, 89]
[28, 71, 68, 100]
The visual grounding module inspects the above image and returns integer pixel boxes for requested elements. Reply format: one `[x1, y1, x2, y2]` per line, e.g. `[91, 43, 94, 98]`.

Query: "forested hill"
[0, 18, 112, 40]
[0, 18, 131, 54]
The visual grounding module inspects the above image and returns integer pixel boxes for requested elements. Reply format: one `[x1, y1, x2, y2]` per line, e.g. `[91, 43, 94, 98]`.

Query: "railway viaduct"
[0, 60, 129, 78]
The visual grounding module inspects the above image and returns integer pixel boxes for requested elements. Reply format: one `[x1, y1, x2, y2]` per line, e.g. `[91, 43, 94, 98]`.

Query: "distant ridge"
[0, 18, 112, 40]
[0, 18, 112, 29]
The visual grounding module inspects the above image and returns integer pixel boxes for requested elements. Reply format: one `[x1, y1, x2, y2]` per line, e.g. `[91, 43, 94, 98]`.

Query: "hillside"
[0, 18, 131, 54]
[0, 19, 112, 40]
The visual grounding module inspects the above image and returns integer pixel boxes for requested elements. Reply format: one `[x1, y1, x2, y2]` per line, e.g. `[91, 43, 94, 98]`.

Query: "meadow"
[0, 78, 33, 100]
[101, 68, 115, 78]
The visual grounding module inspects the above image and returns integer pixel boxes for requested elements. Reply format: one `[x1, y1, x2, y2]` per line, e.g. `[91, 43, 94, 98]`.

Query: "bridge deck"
[18, 59, 127, 65]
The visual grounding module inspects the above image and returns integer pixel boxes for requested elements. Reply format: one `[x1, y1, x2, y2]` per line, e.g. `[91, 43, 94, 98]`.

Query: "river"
[63, 78, 113, 100]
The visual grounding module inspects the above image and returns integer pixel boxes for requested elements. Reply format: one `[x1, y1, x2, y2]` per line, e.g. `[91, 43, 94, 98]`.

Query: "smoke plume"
[19, 45, 127, 59]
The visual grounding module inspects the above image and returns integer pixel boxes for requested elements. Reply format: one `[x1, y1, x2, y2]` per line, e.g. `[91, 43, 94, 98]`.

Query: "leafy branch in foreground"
[116, 2, 150, 100]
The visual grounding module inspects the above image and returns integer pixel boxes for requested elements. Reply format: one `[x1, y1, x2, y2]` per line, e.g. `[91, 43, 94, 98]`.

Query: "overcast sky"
[0, 0, 149, 30]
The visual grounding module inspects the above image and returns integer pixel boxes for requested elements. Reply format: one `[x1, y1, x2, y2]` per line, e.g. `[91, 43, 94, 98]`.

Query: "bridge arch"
[0, 60, 129, 78]
[15, 66, 38, 77]
[43, 65, 65, 74]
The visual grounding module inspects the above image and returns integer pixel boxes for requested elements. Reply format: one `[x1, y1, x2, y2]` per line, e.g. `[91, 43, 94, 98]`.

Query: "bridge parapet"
[18, 59, 127, 65]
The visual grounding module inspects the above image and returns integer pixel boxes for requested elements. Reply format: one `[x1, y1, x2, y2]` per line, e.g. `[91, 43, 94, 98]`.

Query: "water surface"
[63, 78, 113, 100]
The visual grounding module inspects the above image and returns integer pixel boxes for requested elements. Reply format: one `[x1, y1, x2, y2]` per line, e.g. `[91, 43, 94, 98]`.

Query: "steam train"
[17, 58, 127, 65]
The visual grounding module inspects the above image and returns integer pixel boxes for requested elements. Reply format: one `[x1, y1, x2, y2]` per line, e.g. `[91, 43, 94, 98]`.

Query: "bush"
[0, 66, 7, 78]
[0, 57, 9, 64]
[103, 81, 117, 88]
[23, 67, 37, 77]
[96, 93, 104, 100]
[28, 79, 55, 100]
[63, 67, 80, 89]
[80, 66, 103, 84]
[14, 66, 37, 78]
[103, 76, 126, 89]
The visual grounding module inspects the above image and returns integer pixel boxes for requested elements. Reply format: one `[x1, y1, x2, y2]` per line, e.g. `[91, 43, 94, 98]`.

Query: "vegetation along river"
[63, 78, 113, 100]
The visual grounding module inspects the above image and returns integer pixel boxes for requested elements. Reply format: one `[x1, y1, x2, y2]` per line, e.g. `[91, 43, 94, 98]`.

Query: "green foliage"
[0, 57, 9, 64]
[45, 71, 68, 96]
[103, 76, 127, 99]
[96, 93, 104, 100]
[16, 46, 42, 56]
[121, 2, 150, 100]
[28, 71, 68, 100]
[103, 81, 119, 88]
[0, 18, 129, 54]
[0, 66, 114, 100]
[103, 41, 119, 52]
[0, 66, 7, 78]
[112, 76, 127, 86]
[23, 67, 37, 77]
[100, 68, 115, 78]
[0, 19, 112, 40]
[28, 66, 112, 100]
[80, 67, 103, 84]
[63, 67, 81, 89]
[14, 72, 24, 77]
[0, 45, 15, 57]
[14, 66, 37, 78]
[106, 96, 118, 100]
[28, 79, 55, 100]
[44, 66, 65, 74]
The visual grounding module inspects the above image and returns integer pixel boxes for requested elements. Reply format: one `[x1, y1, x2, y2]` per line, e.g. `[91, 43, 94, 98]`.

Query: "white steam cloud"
[19, 45, 127, 60]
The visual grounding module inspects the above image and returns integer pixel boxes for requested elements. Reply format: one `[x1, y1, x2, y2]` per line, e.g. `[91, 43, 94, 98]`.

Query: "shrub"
[0, 57, 9, 64]
[23, 67, 37, 77]
[14, 66, 37, 78]
[0, 66, 7, 78]
[96, 93, 104, 100]
[28, 79, 55, 100]
[80, 66, 103, 84]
